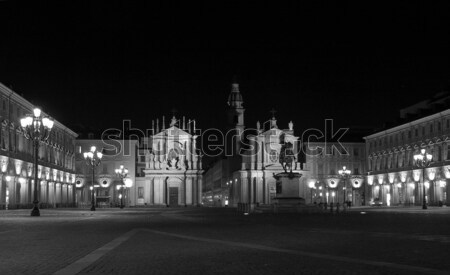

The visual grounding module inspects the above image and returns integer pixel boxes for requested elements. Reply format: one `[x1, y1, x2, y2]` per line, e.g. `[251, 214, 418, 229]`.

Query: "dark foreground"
[1, 206, 449, 275]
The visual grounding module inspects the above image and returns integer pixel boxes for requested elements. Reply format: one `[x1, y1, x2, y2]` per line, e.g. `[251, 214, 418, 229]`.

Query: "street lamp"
[115, 165, 129, 209]
[308, 181, 316, 204]
[124, 178, 133, 207]
[413, 148, 432, 209]
[338, 166, 351, 211]
[20, 108, 54, 216]
[83, 146, 103, 211]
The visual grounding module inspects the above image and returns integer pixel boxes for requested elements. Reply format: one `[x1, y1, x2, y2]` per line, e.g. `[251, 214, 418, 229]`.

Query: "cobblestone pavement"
[1, 207, 449, 274]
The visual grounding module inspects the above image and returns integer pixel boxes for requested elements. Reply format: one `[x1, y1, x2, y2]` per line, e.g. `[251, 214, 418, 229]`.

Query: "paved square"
[1, 207, 449, 274]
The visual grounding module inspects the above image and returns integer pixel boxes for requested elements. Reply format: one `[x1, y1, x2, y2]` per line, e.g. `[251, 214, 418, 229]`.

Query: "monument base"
[274, 172, 302, 198]
[272, 172, 310, 213]
[273, 197, 305, 205]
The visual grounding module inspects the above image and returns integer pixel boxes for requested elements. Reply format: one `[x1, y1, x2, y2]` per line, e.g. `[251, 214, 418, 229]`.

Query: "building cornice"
[364, 109, 450, 140]
[0, 82, 78, 138]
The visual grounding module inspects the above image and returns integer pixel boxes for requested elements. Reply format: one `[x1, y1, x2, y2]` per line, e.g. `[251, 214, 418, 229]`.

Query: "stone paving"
[0, 206, 449, 274]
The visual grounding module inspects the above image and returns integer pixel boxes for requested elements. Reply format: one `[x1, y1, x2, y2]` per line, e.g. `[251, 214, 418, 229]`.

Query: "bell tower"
[226, 77, 245, 156]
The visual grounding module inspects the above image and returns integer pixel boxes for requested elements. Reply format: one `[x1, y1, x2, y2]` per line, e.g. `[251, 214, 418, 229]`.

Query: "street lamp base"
[422, 204, 427, 210]
[30, 207, 40, 216]
[90, 205, 96, 211]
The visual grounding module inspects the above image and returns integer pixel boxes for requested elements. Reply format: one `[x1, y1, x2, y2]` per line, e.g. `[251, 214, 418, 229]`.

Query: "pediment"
[154, 126, 192, 138]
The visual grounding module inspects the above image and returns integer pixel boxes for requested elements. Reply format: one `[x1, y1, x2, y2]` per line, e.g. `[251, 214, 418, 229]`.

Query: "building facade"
[305, 142, 366, 206]
[365, 108, 450, 206]
[75, 139, 137, 208]
[0, 82, 78, 210]
[136, 115, 203, 207]
[203, 80, 307, 208]
[75, 116, 203, 208]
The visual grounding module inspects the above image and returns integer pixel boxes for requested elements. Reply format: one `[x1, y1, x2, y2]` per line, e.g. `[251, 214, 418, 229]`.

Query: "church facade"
[203, 80, 309, 208]
[134, 116, 203, 206]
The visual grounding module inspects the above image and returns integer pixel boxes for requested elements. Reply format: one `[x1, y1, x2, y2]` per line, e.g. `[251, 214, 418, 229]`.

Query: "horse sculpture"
[279, 142, 296, 173]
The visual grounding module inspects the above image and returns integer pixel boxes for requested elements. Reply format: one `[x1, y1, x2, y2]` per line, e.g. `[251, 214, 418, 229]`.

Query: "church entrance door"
[169, 187, 179, 206]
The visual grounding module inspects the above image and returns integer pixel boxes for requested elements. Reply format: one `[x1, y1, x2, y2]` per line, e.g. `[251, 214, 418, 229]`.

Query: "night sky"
[1, 1, 450, 137]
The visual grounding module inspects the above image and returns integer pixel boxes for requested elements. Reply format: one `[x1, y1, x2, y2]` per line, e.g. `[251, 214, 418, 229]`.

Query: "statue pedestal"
[272, 172, 305, 206]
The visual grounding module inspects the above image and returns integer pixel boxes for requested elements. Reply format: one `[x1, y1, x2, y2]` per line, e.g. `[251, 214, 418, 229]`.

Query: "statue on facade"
[279, 142, 296, 173]
[170, 158, 177, 169]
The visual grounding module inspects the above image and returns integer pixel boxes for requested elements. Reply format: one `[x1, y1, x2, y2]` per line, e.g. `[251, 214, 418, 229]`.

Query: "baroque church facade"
[203, 80, 309, 208]
[134, 116, 203, 206]
[75, 116, 203, 208]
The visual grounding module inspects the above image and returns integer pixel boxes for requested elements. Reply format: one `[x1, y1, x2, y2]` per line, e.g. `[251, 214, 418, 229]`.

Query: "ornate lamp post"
[413, 149, 432, 209]
[338, 166, 351, 211]
[115, 165, 129, 209]
[83, 146, 103, 211]
[20, 108, 54, 216]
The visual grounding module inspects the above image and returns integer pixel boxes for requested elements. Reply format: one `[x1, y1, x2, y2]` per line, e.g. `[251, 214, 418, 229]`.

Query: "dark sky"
[1, 1, 450, 136]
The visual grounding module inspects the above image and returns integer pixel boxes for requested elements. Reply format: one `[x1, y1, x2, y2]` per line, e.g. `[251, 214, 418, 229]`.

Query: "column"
[53, 182, 57, 207]
[10, 177, 16, 208]
[197, 175, 203, 206]
[0, 175, 5, 206]
[241, 177, 248, 203]
[446, 179, 450, 205]
[255, 177, 261, 204]
[181, 177, 186, 206]
[165, 178, 169, 206]
[249, 177, 254, 204]
[59, 183, 63, 206]
[186, 177, 192, 205]
[153, 177, 161, 205]
[145, 178, 152, 205]
[250, 137, 255, 170]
